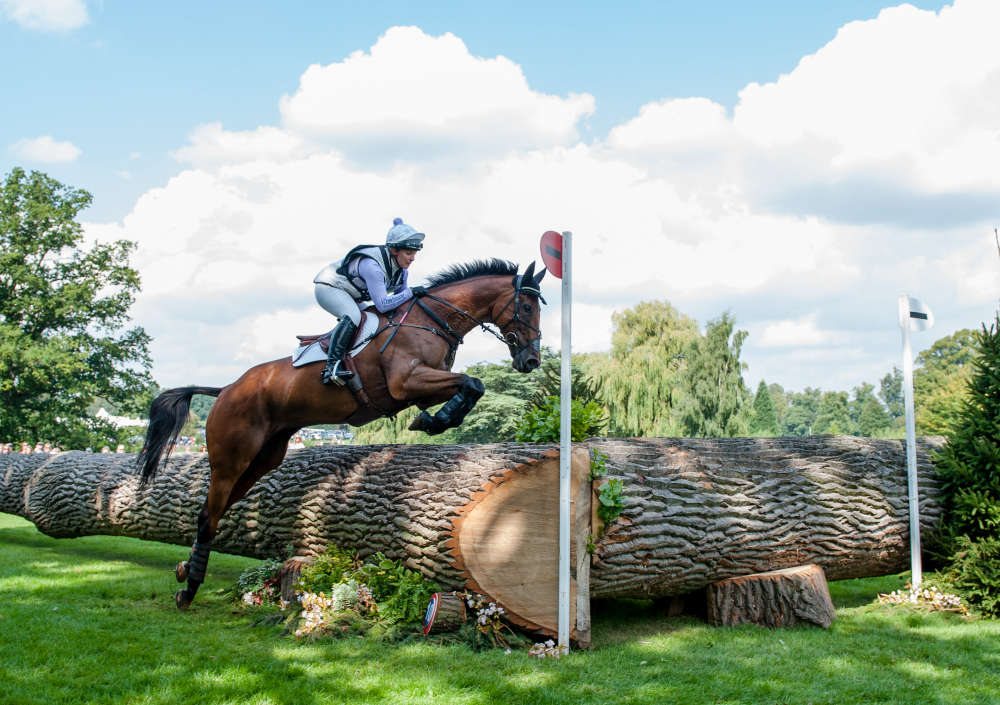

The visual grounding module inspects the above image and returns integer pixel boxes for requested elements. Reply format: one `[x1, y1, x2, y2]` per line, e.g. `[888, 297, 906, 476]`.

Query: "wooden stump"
[279, 556, 314, 602]
[423, 592, 468, 634]
[707, 564, 836, 628]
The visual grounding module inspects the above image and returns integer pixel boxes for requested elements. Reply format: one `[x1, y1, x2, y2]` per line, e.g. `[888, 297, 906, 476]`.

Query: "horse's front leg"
[388, 365, 485, 435]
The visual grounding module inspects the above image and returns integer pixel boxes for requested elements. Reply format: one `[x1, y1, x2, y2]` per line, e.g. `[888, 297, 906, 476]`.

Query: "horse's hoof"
[408, 411, 434, 432]
[175, 589, 193, 610]
[175, 561, 189, 582]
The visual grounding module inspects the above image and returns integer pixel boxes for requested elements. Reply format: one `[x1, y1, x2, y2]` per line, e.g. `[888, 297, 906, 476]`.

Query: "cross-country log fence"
[0, 436, 943, 643]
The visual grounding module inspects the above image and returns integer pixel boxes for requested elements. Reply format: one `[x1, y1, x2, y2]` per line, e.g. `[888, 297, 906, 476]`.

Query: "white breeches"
[315, 284, 361, 326]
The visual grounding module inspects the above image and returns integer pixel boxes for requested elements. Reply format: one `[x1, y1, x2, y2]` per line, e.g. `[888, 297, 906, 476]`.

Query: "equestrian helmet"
[385, 217, 425, 250]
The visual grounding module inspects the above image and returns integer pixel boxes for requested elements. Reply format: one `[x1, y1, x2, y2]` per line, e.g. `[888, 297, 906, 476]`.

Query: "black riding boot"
[321, 318, 358, 386]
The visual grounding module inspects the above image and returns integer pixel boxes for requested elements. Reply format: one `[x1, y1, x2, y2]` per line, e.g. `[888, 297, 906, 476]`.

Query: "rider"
[313, 217, 426, 385]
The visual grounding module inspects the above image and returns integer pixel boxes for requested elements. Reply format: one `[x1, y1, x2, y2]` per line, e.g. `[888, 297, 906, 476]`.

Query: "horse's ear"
[522, 261, 536, 282]
[533, 267, 546, 285]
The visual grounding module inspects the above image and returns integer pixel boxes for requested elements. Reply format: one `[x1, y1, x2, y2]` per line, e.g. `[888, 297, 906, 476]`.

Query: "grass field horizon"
[2, 512, 998, 705]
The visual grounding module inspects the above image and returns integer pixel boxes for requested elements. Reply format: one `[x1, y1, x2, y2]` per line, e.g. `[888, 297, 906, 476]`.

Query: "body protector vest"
[313, 245, 405, 301]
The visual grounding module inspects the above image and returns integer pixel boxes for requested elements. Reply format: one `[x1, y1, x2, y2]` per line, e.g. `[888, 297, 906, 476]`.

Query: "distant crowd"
[2, 435, 336, 455]
[1, 442, 130, 454]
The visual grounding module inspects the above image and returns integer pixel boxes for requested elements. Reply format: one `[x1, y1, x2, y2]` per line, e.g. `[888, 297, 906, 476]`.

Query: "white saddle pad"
[291, 313, 380, 368]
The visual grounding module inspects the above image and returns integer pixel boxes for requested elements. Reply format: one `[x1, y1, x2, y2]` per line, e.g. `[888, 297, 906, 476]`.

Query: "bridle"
[492, 273, 545, 359]
[369, 275, 544, 364]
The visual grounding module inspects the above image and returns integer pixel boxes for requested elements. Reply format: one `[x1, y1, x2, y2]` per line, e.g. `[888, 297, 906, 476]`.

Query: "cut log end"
[706, 564, 836, 629]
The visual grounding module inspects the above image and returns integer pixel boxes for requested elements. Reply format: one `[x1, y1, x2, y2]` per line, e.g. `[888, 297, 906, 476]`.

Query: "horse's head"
[499, 261, 546, 373]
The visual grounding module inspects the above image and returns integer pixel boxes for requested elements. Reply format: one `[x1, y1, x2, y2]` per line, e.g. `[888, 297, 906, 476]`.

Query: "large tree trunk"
[0, 436, 943, 638]
[587, 436, 944, 599]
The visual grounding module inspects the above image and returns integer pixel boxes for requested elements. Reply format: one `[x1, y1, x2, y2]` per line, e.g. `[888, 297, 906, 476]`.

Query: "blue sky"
[3, 0, 996, 396]
[3, 0, 945, 221]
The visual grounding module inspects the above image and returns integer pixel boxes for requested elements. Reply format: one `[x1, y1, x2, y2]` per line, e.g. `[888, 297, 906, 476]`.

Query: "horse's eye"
[521, 303, 532, 313]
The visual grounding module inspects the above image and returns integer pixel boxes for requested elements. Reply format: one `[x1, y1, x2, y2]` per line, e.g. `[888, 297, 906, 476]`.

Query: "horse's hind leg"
[175, 474, 237, 610]
[175, 431, 294, 609]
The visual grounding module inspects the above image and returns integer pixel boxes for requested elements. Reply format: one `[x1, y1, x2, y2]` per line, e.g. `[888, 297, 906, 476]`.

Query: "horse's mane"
[424, 258, 518, 288]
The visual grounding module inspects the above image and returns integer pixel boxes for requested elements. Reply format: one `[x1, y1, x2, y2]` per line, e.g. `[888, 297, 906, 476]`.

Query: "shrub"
[945, 536, 1000, 617]
[515, 396, 607, 442]
[232, 558, 283, 605]
[297, 545, 358, 593]
[932, 314, 1000, 616]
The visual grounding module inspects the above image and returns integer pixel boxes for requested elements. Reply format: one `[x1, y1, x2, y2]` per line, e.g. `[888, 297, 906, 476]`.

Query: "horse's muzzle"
[512, 347, 541, 373]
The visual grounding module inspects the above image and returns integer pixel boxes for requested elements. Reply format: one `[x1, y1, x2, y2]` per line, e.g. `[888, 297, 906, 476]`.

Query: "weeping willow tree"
[593, 300, 699, 436]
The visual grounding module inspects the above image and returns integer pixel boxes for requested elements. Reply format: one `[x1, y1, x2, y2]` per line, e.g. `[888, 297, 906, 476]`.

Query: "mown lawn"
[1, 512, 998, 705]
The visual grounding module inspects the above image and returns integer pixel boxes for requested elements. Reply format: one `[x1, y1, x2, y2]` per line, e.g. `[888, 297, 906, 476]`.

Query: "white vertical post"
[558, 231, 573, 651]
[898, 294, 922, 589]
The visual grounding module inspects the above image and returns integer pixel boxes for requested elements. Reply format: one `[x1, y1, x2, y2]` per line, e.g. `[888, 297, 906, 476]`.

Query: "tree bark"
[0, 436, 943, 637]
[587, 436, 943, 599]
[706, 564, 836, 628]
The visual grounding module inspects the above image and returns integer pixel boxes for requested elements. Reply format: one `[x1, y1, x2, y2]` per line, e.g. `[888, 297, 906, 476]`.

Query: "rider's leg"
[322, 317, 358, 385]
[314, 285, 362, 386]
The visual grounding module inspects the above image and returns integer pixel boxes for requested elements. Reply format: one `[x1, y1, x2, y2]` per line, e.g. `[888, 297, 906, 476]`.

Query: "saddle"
[294, 311, 374, 355]
[291, 311, 398, 419]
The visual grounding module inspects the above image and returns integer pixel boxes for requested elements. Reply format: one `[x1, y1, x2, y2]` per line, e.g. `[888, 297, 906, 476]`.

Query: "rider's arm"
[358, 257, 413, 312]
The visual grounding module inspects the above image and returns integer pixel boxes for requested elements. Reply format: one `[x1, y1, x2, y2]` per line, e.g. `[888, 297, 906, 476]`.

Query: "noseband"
[494, 274, 544, 359]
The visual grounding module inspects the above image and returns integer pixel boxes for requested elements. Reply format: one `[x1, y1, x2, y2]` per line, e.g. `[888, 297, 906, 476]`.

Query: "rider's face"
[392, 248, 418, 269]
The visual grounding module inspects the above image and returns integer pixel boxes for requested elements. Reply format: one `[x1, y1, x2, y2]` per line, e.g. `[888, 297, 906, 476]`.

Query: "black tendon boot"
[321, 318, 358, 385]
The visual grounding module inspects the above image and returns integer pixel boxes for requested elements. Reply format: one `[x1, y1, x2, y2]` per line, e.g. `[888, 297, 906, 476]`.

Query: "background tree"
[879, 367, 904, 429]
[857, 397, 891, 437]
[749, 379, 779, 436]
[674, 313, 750, 437]
[597, 300, 697, 436]
[784, 388, 821, 436]
[767, 382, 789, 432]
[813, 391, 851, 434]
[848, 383, 878, 434]
[0, 168, 152, 449]
[932, 315, 1000, 616]
[351, 350, 603, 445]
[913, 329, 975, 435]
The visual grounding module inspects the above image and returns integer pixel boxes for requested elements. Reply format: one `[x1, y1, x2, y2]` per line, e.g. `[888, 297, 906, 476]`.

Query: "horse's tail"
[136, 386, 222, 487]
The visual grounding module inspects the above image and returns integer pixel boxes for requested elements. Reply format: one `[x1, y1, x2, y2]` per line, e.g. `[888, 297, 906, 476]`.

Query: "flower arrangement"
[528, 639, 568, 659]
[232, 549, 438, 642]
[878, 583, 969, 614]
[464, 592, 507, 642]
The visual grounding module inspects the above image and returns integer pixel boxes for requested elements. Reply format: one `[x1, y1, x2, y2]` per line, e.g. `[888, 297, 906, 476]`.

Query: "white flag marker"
[898, 294, 933, 588]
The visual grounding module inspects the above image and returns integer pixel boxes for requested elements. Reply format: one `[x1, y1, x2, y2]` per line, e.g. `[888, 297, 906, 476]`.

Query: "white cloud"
[608, 98, 734, 152]
[602, 0, 1000, 227]
[757, 314, 835, 348]
[174, 26, 594, 169]
[1, 0, 87, 31]
[10, 135, 82, 162]
[171, 122, 306, 168]
[280, 26, 593, 154]
[734, 0, 1000, 195]
[93, 9, 1000, 392]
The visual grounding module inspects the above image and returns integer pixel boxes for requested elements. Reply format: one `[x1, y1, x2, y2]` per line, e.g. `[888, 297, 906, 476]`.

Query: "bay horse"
[136, 259, 546, 609]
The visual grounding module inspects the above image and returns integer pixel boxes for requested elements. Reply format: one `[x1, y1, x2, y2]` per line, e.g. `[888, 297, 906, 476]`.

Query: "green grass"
[1, 512, 998, 705]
